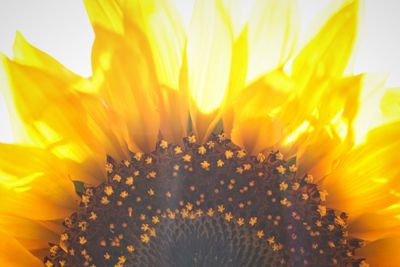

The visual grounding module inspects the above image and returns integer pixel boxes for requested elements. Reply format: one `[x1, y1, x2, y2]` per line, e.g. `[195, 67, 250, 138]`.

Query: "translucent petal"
[223, 27, 249, 135]
[246, 0, 299, 83]
[292, 0, 358, 89]
[91, 24, 160, 152]
[125, 0, 185, 90]
[122, 0, 188, 143]
[0, 143, 80, 220]
[323, 122, 400, 234]
[158, 86, 189, 144]
[187, 0, 232, 114]
[381, 88, 400, 121]
[12, 33, 80, 81]
[2, 58, 109, 174]
[230, 70, 293, 154]
[83, 0, 124, 33]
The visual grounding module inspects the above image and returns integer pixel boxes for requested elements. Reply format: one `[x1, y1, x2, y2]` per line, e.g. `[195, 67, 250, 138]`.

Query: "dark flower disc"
[44, 134, 367, 267]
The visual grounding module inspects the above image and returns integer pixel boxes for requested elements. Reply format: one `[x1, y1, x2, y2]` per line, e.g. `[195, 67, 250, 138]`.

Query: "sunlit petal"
[246, 0, 299, 83]
[83, 0, 124, 34]
[187, 0, 232, 115]
[323, 122, 400, 237]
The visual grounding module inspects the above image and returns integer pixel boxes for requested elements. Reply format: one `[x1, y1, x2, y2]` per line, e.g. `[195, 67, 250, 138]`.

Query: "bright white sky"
[0, 0, 399, 143]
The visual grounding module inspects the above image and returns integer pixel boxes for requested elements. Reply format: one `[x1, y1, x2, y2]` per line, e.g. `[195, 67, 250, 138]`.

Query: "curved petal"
[0, 231, 42, 267]
[323, 122, 400, 239]
[246, 0, 299, 83]
[186, 0, 232, 141]
[349, 205, 400, 241]
[222, 26, 249, 135]
[83, 0, 124, 34]
[356, 236, 400, 267]
[2, 57, 110, 177]
[12, 33, 80, 82]
[0, 215, 58, 251]
[125, 0, 185, 90]
[290, 0, 359, 130]
[292, 0, 358, 86]
[123, 0, 188, 143]
[230, 70, 293, 154]
[158, 85, 189, 144]
[0, 143, 80, 220]
[92, 23, 160, 152]
[287, 75, 363, 177]
[381, 88, 400, 121]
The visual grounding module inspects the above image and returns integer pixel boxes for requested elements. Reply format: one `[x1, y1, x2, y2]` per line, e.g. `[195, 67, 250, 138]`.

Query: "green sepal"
[72, 180, 85, 196]
[287, 156, 297, 166]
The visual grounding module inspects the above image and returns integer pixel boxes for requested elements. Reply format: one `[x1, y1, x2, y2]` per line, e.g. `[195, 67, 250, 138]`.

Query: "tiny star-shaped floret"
[182, 154, 192, 162]
[188, 135, 196, 144]
[207, 208, 215, 217]
[174, 146, 183, 154]
[249, 217, 257, 226]
[225, 150, 234, 159]
[198, 146, 207, 155]
[289, 164, 297, 172]
[104, 186, 114, 196]
[125, 177, 134, 186]
[200, 161, 210, 170]
[257, 230, 265, 239]
[279, 182, 288, 191]
[217, 159, 224, 167]
[237, 218, 245, 226]
[160, 140, 168, 149]
[224, 212, 233, 222]
[140, 234, 150, 243]
[276, 165, 286, 174]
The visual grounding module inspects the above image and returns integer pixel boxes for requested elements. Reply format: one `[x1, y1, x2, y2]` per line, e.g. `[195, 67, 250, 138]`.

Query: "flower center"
[44, 134, 367, 267]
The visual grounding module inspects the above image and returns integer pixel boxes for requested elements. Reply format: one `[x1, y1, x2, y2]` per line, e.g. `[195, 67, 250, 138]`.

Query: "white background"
[0, 0, 399, 143]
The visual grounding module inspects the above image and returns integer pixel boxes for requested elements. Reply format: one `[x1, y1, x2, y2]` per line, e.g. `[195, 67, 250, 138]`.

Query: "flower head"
[0, 0, 399, 266]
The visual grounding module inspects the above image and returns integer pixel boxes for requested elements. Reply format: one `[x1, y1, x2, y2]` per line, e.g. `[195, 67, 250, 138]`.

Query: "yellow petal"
[323, 122, 400, 232]
[223, 27, 249, 135]
[230, 70, 293, 153]
[294, 128, 347, 179]
[92, 22, 160, 152]
[158, 85, 189, 144]
[356, 236, 400, 267]
[125, 0, 185, 90]
[381, 88, 400, 121]
[221, 0, 254, 38]
[349, 206, 400, 241]
[246, 0, 299, 83]
[83, 0, 123, 34]
[0, 143, 79, 220]
[285, 75, 362, 176]
[12, 33, 80, 82]
[0, 215, 58, 251]
[187, 0, 232, 115]
[0, 230, 42, 267]
[292, 0, 358, 87]
[122, 0, 188, 143]
[2, 57, 110, 166]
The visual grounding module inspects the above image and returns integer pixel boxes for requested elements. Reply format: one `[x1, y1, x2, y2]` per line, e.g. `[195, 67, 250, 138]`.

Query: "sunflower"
[0, 0, 399, 266]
